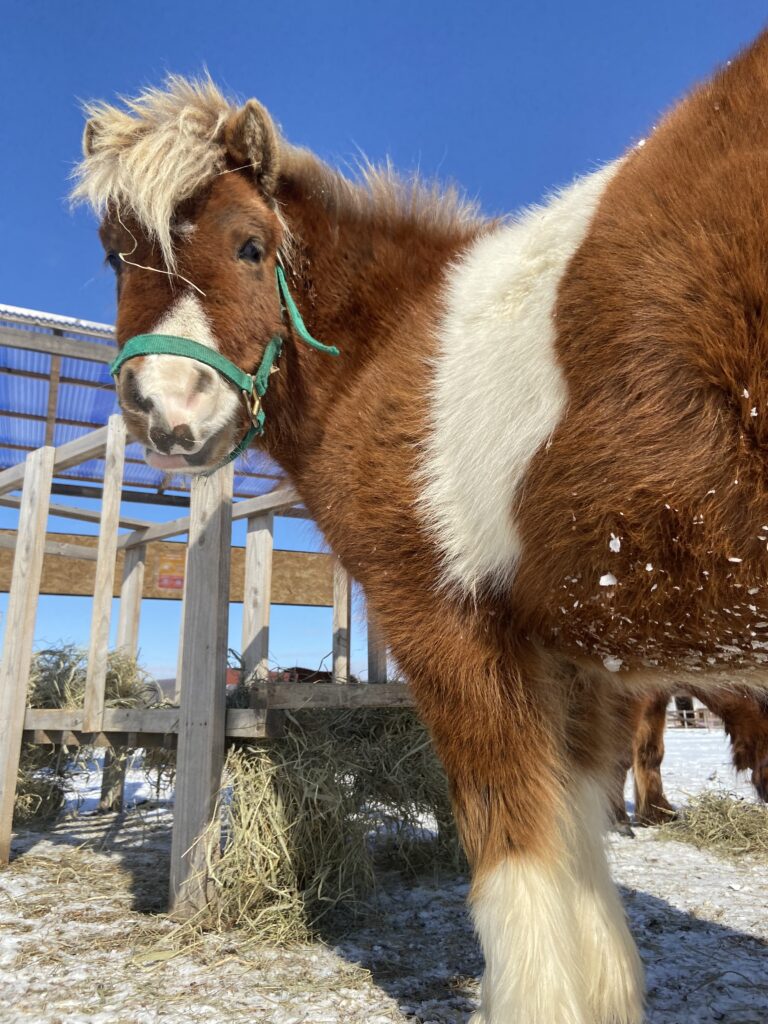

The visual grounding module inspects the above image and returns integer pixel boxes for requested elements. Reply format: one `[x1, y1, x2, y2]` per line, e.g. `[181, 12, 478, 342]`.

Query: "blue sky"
[1, 2, 767, 678]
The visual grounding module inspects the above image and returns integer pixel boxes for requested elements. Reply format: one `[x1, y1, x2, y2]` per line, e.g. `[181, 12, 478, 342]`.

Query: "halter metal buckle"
[243, 388, 262, 426]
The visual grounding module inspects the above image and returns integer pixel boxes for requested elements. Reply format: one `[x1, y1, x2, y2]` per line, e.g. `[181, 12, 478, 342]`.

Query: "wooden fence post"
[367, 610, 388, 683]
[242, 513, 273, 681]
[173, 554, 188, 706]
[116, 543, 145, 655]
[332, 562, 351, 684]
[100, 541, 147, 813]
[241, 512, 283, 736]
[0, 446, 55, 862]
[83, 415, 126, 731]
[169, 464, 233, 918]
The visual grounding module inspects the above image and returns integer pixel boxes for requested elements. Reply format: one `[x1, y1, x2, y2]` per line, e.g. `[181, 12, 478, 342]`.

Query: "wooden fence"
[0, 416, 413, 916]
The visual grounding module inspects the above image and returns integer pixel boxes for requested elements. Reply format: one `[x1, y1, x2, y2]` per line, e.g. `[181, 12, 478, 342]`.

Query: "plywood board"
[0, 530, 333, 606]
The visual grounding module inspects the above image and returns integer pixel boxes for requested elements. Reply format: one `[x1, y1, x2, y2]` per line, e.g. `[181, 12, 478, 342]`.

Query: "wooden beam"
[0, 534, 97, 561]
[232, 485, 300, 521]
[117, 544, 146, 654]
[0, 324, 115, 362]
[0, 446, 55, 863]
[118, 484, 302, 550]
[21, 707, 270, 744]
[367, 610, 388, 683]
[0, 427, 108, 498]
[0, 424, 109, 496]
[0, 365, 109, 389]
[253, 681, 412, 710]
[0, 407, 105, 431]
[20, 691, 412, 735]
[170, 466, 233, 919]
[0, 493, 150, 531]
[44, 353, 61, 447]
[242, 513, 273, 681]
[332, 562, 351, 684]
[83, 417, 126, 731]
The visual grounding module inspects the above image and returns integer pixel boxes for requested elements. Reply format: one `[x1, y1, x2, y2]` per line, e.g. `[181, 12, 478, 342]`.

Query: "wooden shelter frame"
[0, 416, 412, 916]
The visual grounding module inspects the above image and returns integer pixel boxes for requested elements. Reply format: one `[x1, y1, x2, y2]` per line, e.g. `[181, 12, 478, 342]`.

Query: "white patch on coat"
[570, 778, 645, 1023]
[136, 292, 240, 447]
[469, 777, 643, 1024]
[419, 162, 621, 595]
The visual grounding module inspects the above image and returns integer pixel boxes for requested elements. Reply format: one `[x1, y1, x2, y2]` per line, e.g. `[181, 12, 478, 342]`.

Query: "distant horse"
[613, 688, 768, 826]
[73, 31, 768, 1023]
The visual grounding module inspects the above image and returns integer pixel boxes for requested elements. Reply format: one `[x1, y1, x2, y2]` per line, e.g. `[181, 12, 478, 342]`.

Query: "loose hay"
[659, 791, 768, 860]
[14, 645, 168, 826]
[203, 707, 464, 944]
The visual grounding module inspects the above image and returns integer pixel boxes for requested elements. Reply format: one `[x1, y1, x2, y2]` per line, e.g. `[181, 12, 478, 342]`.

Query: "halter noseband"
[109, 266, 339, 473]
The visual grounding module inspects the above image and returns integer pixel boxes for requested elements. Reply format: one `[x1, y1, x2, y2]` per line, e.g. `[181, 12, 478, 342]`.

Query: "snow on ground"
[0, 729, 766, 1024]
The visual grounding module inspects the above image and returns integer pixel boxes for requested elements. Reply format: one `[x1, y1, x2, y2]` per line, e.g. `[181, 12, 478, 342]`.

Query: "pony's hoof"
[612, 820, 636, 838]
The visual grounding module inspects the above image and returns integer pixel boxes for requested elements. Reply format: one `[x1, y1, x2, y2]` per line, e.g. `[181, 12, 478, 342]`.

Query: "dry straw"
[200, 707, 464, 945]
[15, 645, 167, 826]
[659, 790, 768, 860]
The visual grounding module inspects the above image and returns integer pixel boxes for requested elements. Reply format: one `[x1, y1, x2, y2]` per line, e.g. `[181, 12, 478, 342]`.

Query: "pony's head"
[72, 77, 288, 472]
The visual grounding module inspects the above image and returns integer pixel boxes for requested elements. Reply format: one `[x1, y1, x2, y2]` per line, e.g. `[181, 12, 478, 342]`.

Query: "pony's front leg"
[403, 642, 644, 1024]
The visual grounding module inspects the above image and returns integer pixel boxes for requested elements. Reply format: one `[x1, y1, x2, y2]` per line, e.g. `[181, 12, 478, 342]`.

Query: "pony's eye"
[238, 239, 264, 263]
[105, 250, 122, 273]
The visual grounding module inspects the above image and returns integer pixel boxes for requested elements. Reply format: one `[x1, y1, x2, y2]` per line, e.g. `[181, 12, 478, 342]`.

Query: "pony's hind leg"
[397, 624, 643, 1024]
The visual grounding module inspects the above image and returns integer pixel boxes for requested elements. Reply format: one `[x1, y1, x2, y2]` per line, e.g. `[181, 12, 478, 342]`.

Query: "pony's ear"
[82, 117, 98, 157]
[222, 99, 280, 198]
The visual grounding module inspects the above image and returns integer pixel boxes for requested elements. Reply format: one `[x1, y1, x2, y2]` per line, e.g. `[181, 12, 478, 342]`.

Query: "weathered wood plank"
[332, 562, 351, 684]
[367, 611, 388, 683]
[0, 535, 98, 560]
[0, 425, 109, 495]
[231, 485, 300, 521]
[44, 353, 61, 447]
[0, 446, 55, 862]
[118, 484, 300, 550]
[0, 324, 115, 362]
[0, 532, 334, 606]
[169, 466, 233, 919]
[0, 494, 149, 530]
[116, 544, 145, 654]
[253, 681, 413, 710]
[83, 416, 126, 731]
[108, 546, 147, 811]
[242, 514, 273, 681]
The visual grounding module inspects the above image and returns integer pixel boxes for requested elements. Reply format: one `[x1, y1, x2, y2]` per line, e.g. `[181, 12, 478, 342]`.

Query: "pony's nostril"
[149, 423, 196, 453]
[148, 425, 173, 454]
[170, 424, 196, 450]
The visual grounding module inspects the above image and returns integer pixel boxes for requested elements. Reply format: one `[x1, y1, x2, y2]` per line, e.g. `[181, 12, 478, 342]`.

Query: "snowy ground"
[0, 728, 766, 1024]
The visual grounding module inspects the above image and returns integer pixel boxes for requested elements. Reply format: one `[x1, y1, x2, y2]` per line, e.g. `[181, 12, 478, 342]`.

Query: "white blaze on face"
[419, 162, 622, 596]
[133, 292, 241, 459]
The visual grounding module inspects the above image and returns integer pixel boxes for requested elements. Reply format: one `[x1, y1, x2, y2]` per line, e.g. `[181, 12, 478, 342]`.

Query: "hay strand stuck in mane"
[71, 75, 237, 269]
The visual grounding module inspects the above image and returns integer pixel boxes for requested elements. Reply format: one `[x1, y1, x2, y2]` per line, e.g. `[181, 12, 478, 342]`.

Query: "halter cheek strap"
[109, 266, 339, 473]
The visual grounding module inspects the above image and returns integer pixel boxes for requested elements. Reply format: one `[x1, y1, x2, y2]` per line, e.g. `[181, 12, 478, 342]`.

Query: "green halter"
[109, 266, 339, 472]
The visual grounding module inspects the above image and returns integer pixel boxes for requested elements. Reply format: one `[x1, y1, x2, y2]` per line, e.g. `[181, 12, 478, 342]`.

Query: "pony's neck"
[260, 149, 483, 479]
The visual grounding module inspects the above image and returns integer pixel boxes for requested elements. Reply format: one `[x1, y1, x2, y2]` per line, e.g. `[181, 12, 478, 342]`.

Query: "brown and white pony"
[73, 31, 768, 1023]
[614, 687, 768, 826]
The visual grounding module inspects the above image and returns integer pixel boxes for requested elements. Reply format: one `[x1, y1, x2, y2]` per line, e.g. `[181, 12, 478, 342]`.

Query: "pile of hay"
[27, 645, 163, 710]
[660, 791, 768, 860]
[205, 707, 463, 943]
[14, 645, 165, 826]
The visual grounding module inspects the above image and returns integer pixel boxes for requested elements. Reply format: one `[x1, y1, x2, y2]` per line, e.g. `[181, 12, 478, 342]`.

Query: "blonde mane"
[71, 76, 237, 269]
[72, 75, 483, 270]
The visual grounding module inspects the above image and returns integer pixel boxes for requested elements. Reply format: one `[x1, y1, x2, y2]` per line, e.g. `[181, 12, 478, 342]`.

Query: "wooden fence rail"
[0, 419, 406, 915]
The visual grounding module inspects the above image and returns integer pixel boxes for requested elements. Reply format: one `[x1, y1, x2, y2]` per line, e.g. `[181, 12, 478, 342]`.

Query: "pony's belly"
[541, 574, 768, 677]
